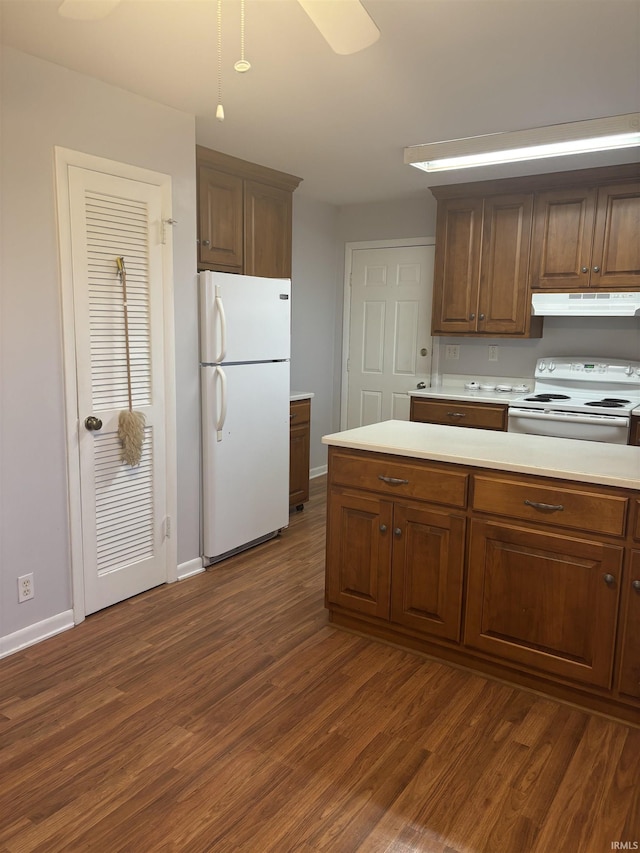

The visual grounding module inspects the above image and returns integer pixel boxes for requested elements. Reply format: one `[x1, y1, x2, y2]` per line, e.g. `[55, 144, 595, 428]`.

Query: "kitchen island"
[322, 421, 640, 724]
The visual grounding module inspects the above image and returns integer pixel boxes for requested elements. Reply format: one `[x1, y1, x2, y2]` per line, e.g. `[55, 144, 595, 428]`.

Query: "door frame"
[55, 147, 178, 625]
[341, 237, 435, 430]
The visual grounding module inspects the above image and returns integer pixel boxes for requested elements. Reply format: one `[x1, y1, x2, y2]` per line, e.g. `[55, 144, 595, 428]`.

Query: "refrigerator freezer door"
[201, 360, 290, 561]
[200, 271, 291, 364]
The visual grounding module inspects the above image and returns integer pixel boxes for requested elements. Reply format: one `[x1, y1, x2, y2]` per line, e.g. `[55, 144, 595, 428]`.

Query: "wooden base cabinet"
[289, 398, 311, 510]
[465, 519, 622, 689]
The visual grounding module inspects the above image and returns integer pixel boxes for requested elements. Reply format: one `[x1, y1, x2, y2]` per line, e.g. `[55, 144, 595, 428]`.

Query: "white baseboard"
[310, 464, 328, 479]
[0, 610, 75, 659]
[177, 557, 205, 581]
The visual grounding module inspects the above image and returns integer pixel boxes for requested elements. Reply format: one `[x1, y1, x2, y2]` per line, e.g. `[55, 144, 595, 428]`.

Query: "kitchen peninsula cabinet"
[322, 421, 640, 723]
[289, 397, 311, 510]
[410, 397, 507, 431]
[431, 192, 542, 337]
[197, 146, 302, 278]
[530, 180, 640, 291]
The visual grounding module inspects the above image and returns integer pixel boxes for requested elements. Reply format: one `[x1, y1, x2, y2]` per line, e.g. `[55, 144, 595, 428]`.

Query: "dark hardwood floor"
[1, 476, 638, 853]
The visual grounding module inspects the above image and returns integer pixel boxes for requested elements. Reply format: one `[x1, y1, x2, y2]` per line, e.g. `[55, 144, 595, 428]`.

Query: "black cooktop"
[524, 394, 571, 402]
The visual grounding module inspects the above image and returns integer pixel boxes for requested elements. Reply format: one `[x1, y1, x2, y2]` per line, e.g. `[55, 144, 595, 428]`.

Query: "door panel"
[347, 245, 433, 428]
[67, 167, 168, 615]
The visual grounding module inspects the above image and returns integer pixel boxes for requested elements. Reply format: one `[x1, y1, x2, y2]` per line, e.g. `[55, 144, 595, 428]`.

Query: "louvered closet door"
[68, 167, 167, 615]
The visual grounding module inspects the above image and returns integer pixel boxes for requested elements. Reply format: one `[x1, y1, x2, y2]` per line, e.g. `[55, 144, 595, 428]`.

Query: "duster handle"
[117, 256, 134, 412]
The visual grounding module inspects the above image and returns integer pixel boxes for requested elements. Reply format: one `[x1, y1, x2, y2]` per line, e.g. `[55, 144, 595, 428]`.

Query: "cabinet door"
[244, 180, 292, 278]
[197, 166, 243, 271]
[630, 416, 640, 447]
[465, 519, 622, 688]
[289, 419, 310, 507]
[326, 489, 392, 618]
[591, 182, 640, 289]
[432, 197, 482, 334]
[530, 187, 597, 289]
[477, 193, 534, 334]
[618, 550, 640, 699]
[390, 502, 465, 642]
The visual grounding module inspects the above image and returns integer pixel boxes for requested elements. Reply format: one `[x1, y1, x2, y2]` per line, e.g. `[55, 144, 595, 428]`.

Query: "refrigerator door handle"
[215, 284, 227, 363]
[215, 365, 227, 442]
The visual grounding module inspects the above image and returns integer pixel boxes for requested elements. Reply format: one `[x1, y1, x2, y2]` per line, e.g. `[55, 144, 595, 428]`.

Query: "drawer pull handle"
[523, 499, 564, 512]
[447, 412, 466, 419]
[603, 573, 616, 586]
[378, 475, 409, 486]
[632, 580, 640, 591]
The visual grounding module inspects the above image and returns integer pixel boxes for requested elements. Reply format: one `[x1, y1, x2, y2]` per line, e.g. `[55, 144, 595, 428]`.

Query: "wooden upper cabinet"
[531, 179, 640, 291]
[432, 197, 483, 334]
[196, 146, 302, 278]
[198, 165, 244, 271]
[592, 182, 640, 289]
[432, 192, 540, 337]
[244, 180, 293, 279]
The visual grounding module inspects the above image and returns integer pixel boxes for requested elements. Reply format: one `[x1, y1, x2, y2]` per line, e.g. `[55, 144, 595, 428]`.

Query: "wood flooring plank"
[0, 476, 637, 853]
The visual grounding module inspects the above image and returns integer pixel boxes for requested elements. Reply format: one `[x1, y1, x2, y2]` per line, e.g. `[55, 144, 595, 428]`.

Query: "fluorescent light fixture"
[405, 114, 640, 173]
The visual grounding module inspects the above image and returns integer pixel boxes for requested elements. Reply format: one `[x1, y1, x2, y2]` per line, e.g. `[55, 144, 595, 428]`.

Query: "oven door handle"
[508, 409, 629, 427]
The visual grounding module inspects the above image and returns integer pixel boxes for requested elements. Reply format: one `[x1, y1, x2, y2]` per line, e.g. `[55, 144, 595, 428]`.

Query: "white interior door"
[59, 157, 174, 617]
[346, 244, 434, 429]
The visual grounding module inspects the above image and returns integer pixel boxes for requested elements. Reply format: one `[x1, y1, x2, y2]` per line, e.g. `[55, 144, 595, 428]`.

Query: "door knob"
[420, 348, 428, 356]
[84, 416, 103, 431]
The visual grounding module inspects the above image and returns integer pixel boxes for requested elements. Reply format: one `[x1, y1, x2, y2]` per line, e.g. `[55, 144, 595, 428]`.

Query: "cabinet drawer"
[472, 474, 628, 537]
[290, 398, 310, 426]
[329, 449, 467, 509]
[411, 398, 507, 431]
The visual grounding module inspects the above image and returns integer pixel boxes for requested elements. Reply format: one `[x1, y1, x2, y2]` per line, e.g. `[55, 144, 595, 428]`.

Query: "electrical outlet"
[445, 345, 460, 360]
[18, 573, 34, 603]
[488, 345, 499, 362]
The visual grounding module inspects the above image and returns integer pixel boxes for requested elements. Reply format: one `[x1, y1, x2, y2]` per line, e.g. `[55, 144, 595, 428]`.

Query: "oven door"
[507, 407, 630, 444]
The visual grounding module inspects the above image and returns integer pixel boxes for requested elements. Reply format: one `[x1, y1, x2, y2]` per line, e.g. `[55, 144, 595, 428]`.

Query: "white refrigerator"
[199, 271, 291, 564]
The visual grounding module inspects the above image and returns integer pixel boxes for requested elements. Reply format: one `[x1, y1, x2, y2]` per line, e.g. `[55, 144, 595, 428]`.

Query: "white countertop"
[411, 386, 530, 405]
[290, 392, 314, 402]
[322, 420, 640, 489]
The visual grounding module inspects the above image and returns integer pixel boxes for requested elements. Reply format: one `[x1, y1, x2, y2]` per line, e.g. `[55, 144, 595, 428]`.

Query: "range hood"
[532, 292, 640, 316]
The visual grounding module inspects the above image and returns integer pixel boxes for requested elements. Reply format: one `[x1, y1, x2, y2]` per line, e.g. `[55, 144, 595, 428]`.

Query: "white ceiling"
[2, 0, 639, 205]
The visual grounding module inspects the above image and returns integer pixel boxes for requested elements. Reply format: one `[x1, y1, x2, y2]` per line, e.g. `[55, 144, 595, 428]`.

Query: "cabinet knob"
[379, 524, 387, 533]
[603, 573, 616, 586]
[632, 579, 640, 591]
[592, 266, 600, 273]
[581, 266, 589, 274]
[478, 313, 485, 321]
[394, 527, 402, 537]
[469, 313, 475, 321]
[202, 239, 211, 247]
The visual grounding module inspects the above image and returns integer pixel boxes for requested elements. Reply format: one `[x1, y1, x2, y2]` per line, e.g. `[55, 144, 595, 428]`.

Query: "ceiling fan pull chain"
[216, 0, 224, 121]
[234, 0, 251, 73]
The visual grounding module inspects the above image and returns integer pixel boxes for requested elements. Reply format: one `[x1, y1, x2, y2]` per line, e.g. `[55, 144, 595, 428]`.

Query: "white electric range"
[508, 357, 640, 445]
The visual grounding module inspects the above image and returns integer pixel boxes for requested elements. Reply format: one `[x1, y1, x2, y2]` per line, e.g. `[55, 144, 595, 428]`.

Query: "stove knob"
[548, 361, 556, 372]
[625, 365, 634, 376]
[538, 361, 546, 371]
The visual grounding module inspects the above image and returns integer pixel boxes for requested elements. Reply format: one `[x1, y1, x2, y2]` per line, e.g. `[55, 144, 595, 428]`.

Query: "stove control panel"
[536, 358, 640, 382]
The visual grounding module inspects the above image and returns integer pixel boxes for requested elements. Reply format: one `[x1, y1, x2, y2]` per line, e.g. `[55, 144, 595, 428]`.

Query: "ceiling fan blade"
[297, 0, 380, 55]
[58, 0, 123, 20]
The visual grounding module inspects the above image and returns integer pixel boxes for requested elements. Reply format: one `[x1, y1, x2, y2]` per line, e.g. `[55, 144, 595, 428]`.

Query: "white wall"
[291, 195, 341, 471]
[438, 318, 640, 382]
[0, 48, 198, 645]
